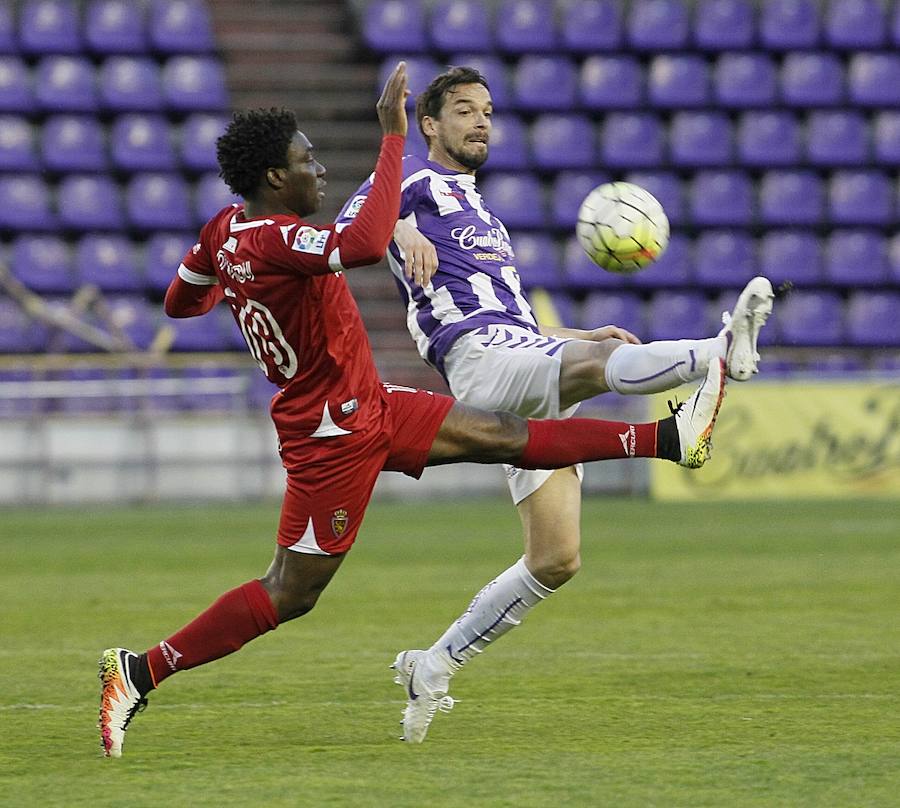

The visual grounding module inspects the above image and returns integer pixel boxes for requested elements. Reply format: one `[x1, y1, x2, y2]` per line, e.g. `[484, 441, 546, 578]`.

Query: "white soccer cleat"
[673, 357, 726, 469]
[98, 648, 147, 758]
[720, 276, 775, 381]
[391, 649, 455, 744]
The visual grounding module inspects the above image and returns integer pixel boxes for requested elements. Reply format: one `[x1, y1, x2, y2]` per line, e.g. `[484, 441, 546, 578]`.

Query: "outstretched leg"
[98, 548, 344, 758]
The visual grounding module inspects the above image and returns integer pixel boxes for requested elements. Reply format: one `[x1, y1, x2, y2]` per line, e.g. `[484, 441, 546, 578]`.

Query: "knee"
[527, 548, 581, 590]
[261, 577, 322, 623]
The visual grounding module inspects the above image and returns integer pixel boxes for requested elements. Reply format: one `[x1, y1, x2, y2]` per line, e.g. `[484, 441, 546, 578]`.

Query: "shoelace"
[667, 397, 684, 417]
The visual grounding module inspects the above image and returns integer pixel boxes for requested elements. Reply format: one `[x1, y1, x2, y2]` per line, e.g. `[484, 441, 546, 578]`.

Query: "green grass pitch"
[1, 497, 898, 807]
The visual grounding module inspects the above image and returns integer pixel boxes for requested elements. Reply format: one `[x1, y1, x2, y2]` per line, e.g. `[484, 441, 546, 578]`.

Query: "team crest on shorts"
[331, 508, 349, 538]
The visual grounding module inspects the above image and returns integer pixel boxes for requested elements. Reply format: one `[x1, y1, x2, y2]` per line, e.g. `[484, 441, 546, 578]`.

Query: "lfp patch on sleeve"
[292, 226, 330, 255]
[344, 195, 367, 219]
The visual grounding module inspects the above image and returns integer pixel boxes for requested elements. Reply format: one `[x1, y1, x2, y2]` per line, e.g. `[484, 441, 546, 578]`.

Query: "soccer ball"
[576, 182, 670, 274]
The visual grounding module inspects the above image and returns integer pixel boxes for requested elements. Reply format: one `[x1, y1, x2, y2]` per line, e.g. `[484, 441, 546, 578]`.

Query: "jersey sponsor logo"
[344, 195, 367, 219]
[450, 225, 509, 253]
[440, 190, 466, 200]
[159, 640, 183, 672]
[216, 249, 254, 282]
[473, 252, 504, 262]
[191, 242, 201, 254]
[331, 508, 349, 538]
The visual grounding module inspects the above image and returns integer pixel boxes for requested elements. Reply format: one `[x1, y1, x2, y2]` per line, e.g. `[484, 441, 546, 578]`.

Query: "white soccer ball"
[576, 181, 670, 274]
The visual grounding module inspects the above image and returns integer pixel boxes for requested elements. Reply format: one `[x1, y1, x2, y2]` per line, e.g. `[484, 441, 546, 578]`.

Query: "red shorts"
[275, 385, 455, 556]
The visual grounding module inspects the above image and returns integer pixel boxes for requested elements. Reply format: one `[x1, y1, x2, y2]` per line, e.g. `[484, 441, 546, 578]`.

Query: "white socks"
[604, 336, 727, 395]
[428, 557, 553, 670]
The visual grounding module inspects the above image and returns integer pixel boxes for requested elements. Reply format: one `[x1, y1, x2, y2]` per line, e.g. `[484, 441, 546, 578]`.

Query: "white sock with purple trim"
[426, 557, 553, 671]
[604, 336, 727, 395]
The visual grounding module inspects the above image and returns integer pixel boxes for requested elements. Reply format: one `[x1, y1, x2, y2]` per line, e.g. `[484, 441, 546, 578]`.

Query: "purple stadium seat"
[692, 231, 757, 288]
[509, 232, 562, 289]
[550, 170, 608, 228]
[513, 55, 577, 111]
[531, 114, 596, 170]
[648, 55, 710, 108]
[646, 291, 709, 340]
[736, 111, 801, 166]
[40, 114, 107, 171]
[690, 171, 753, 226]
[378, 56, 439, 109]
[580, 55, 642, 110]
[168, 315, 228, 352]
[693, 0, 755, 50]
[126, 173, 192, 230]
[759, 0, 820, 50]
[149, 0, 215, 53]
[562, 0, 623, 52]
[34, 56, 97, 112]
[403, 122, 429, 159]
[18, 0, 81, 55]
[0, 298, 46, 352]
[714, 53, 777, 108]
[780, 52, 844, 107]
[806, 111, 868, 166]
[0, 174, 55, 230]
[99, 56, 163, 111]
[195, 172, 239, 224]
[630, 233, 692, 288]
[0, 116, 39, 171]
[624, 171, 685, 225]
[181, 112, 229, 172]
[824, 0, 885, 48]
[893, 2, 900, 46]
[483, 113, 528, 170]
[561, 235, 628, 289]
[849, 53, 900, 107]
[105, 296, 158, 349]
[0, 5, 15, 54]
[601, 113, 664, 168]
[0, 57, 33, 113]
[758, 171, 824, 225]
[846, 292, 900, 347]
[479, 172, 544, 229]
[669, 111, 732, 166]
[110, 114, 176, 171]
[873, 111, 900, 164]
[581, 292, 643, 332]
[143, 231, 196, 291]
[363, 0, 427, 53]
[824, 230, 888, 286]
[9, 235, 73, 292]
[448, 54, 510, 110]
[627, 0, 689, 50]
[778, 290, 843, 346]
[57, 175, 125, 230]
[829, 171, 893, 225]
[84, 0, 147, 54]
[75, 234, 142, 291]
[495, 0, 556, 53]
[162, 56, 228, 111]
[758, 230, 823, 287]
[429, 0, 491, 53]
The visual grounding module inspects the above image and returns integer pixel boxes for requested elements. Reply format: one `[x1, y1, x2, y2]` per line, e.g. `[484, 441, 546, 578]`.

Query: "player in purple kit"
[337, 66, 775, 743]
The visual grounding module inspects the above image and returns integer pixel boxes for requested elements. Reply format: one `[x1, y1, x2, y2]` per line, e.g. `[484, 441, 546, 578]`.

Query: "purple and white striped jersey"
[336, 154, 538, 377]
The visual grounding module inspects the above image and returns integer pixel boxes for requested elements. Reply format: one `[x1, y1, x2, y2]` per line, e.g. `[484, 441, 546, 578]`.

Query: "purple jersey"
[336, 155, 537, 377]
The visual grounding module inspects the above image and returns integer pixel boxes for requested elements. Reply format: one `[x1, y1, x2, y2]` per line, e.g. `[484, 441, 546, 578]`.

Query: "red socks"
[146, 579, 278, 687]
[519, 417, 659, 469]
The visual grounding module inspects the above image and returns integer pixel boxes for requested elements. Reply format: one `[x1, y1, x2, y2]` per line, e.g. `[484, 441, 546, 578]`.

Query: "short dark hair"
[216, 108, 297, 198]
[415, 66, 490, 144]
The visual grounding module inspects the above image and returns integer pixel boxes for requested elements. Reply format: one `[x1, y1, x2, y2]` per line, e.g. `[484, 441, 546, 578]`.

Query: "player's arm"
[539, 323, 641, 344]
[164, 227, 223, 318]
[393, 218, 438, 286]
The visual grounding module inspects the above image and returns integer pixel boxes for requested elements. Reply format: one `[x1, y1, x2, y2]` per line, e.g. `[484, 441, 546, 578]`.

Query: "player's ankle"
[656, 416, 680, 462]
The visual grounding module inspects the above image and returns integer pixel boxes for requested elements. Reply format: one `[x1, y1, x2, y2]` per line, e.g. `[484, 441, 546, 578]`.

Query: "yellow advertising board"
[651, 381, 900, 500]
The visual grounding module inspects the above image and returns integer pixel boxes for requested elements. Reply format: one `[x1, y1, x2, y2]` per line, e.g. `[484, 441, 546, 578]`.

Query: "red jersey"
[166, 134, 404, 438]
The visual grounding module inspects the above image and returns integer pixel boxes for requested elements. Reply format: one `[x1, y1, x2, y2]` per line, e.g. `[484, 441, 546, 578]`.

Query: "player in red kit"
[97, 62, 728, 757]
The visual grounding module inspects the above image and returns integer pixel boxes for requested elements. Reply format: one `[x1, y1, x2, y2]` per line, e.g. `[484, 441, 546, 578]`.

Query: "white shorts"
[443, 324, 584, 505]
